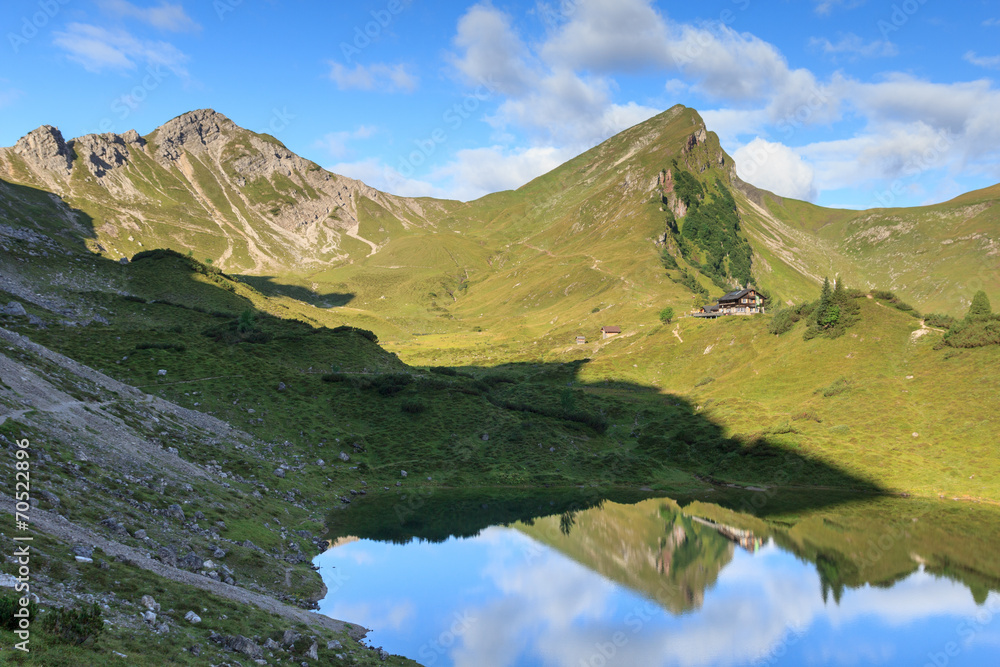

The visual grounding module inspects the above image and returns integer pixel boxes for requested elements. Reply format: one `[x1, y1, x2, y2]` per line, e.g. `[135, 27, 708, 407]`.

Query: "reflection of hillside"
[685, 497, 1000, 606]
[518, 495, 1000, 616]
[516, 498, 739, 613]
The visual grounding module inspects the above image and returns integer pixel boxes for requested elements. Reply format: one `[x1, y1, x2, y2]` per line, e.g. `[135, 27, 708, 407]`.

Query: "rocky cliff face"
[153, 108, 234, 163]
[13, 125, 75, 176]
[0, 109, 443, 273]
[72, 130, 146, 179]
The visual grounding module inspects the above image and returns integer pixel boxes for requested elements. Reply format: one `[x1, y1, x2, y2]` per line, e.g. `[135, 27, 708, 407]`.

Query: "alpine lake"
[314, 488, 1000, 667]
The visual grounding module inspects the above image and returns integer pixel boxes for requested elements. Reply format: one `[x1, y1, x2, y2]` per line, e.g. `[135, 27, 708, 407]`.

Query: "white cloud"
[964, 51, 1000, 70]
[734, 138, 817, 201]
[97, 0, 201, 32]
[330, 146, 572, 203]
[431, 145, 574, 201]
[984, 18, 1000, 27]
[809, 33, 898, 61]
[813, 0, 867, 16]
[328, 158, 448, 199]
[700, 109, 770, 144]
[52, 23, 189, 75]
[451, 3, 659, 148]
[797, 121, 958, 192]
[845, 75, 1000, 147]
[327, 62, 418, 92]
[451, 4, 536, 95]
[437, 0, 1000, 204]
[314, 125, 377, 159]
[323, 599, 415, 631]
[540, 0, 671, 72]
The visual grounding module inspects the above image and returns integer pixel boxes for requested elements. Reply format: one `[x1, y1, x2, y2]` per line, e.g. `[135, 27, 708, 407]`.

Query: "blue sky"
[2, 0, 1000, 208]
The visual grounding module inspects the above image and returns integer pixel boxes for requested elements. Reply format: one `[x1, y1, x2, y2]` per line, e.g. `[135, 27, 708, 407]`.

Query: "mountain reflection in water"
[316, 492, 1000, 666]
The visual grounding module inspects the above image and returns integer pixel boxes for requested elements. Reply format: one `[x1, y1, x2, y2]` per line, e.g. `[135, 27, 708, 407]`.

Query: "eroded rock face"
[13, 125, 75, 175]
[153, 109, 235, 162]
[71, 130, 146, 178]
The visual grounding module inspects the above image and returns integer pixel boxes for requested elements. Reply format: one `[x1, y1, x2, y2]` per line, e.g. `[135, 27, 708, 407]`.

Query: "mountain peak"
[152, 108, 237, 162]
[70, 130, 146, 179]
[13, 125, 74, 175]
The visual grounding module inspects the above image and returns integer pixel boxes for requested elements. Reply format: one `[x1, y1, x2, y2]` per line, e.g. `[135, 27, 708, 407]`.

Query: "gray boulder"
[179, 552, 203, 570]
[184, 611, 201, 624]
[72, 545, 93, 559]
[339, 451, 350, 462]
[306, 642, 319, 660]
[158, 546, 177, 568]
[222, 634, 263, 659]
[141, 595, 160, 612]
[166, 504, 185, 521]
[2, 302, 27, 317]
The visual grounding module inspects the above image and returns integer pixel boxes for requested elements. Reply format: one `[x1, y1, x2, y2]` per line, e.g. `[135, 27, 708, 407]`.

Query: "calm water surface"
[315, 493, 1000, 666]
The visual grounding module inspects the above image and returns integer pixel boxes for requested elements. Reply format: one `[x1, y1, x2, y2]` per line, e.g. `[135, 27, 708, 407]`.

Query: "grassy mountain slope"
[739, 184, 1000, 312]
[2, 105, 998, 504]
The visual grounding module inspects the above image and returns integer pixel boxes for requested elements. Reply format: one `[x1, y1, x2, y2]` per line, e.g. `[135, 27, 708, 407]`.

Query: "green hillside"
[2, 105, 999, 504]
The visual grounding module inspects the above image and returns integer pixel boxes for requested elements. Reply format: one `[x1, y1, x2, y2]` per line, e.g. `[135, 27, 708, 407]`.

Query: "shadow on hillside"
[431, 357, 888, 511]
[1, 178, 885, 520]
[0, 177, 97, 248]
[236, 275, 354, 308]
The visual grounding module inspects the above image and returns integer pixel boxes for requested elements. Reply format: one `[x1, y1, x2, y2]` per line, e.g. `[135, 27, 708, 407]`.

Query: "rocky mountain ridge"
[1, 106, 997, 316]
[0, 109, 444, 273]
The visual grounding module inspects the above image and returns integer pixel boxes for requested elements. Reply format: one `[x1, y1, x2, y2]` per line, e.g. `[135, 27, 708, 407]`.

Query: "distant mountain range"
[2, 105, 997, 328]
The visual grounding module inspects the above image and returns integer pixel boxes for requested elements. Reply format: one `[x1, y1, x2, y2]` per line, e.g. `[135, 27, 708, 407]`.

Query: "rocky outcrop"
[153, 109, 235, 163]
[13, 125, 75, 176]
[658, 169, 688, 219]
[71, 130, 145, 178]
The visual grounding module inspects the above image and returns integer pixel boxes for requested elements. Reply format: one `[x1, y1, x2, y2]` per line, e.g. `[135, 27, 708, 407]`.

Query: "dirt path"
[920, 319, 948, 333]
[346, 225, 379, 257]
[0, 495, 366, 638]
[672, 324, 684, 343]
